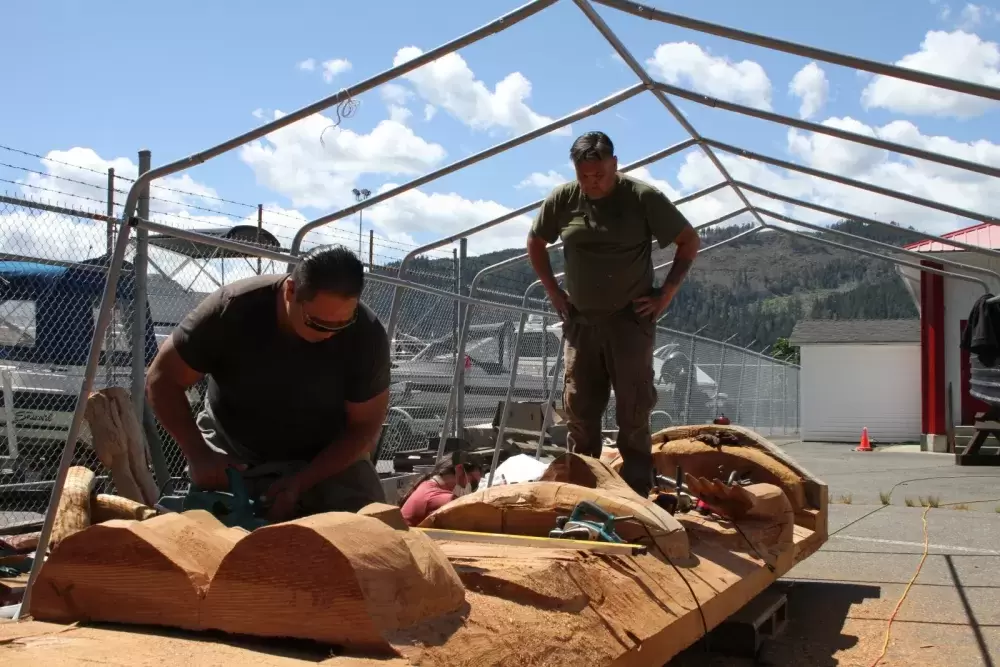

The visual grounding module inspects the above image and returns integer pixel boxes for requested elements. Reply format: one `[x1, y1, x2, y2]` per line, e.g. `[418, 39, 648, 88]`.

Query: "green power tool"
[157, 467, 270, 531]
[548, 500, 633, 543]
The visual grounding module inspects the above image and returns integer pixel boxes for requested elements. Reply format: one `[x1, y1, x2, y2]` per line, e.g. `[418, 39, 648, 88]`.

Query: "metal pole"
[106, 168, 115, 256]
[535, 331, 566, 458]
[131, 150, 151, 423]
[368, 230, 374, 271]
[456, 238, 467, 435]
[592, 0, 1000, 103]
[572, 0, 769, 232]
[736, 347, 748, 423]
[452, 247, 459, 400]
[256, 204, 263, 275]
[105, 168, 115, 387]
[717, 333, 737, 418]
[757, 211, 992, 291]
[770, 355, 776, 436]
[753, 346, 769, 431]
[292, 82, 647, 265]
[684, 335, 698, 424]
[488, 311, 530, 486]
[782, 365, 788, 435]
[732, 179, 1000, 254]
[383, 138, 699, 341]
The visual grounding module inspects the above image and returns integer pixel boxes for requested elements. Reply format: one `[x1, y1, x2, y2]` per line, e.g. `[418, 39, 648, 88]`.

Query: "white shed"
[789, 319, 921, 444]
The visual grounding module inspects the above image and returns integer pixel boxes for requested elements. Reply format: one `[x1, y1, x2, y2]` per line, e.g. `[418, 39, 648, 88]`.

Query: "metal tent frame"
[19, 0, 1000, 614]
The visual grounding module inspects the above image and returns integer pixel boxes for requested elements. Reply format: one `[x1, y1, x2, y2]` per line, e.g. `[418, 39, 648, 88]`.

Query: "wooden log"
[50, 465, 96, 549]
[420, 453, 690, 560]
[84, 387, 159, 505]
[202, 512, 466, 654]
[91, 493, 158, 523]
[0, 531, 40, 554]
[357, 502, 408, 530]
[28, 510, 243, 631]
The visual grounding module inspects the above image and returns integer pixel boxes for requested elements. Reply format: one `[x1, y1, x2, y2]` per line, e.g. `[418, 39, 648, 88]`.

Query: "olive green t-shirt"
[530, 173, 690, 316]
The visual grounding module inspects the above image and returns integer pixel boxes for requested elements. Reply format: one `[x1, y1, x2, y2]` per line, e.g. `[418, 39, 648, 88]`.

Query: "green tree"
[771, 337, 800, 365]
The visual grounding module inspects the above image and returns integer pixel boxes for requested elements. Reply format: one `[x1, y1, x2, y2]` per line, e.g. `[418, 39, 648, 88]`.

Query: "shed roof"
[905, 223, 1000, 253]
[789, 319, 920, 345]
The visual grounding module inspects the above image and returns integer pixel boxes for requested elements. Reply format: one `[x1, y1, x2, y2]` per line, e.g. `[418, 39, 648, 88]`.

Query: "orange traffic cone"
[855, 427, 873, 452]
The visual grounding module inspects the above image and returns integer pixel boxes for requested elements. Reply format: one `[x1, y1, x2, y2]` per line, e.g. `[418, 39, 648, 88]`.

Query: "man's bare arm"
[292, 389, 390, 493]
[146, 338, 214, 461]
[527, 231, 560, 294]
[661, 224, 700, 299]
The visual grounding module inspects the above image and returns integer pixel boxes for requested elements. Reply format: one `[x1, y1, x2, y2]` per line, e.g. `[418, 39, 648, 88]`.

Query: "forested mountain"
[377, 219, 924, 354]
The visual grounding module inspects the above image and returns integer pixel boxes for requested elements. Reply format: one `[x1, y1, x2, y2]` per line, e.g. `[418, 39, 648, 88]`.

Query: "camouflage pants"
[562, 307, 657, 496]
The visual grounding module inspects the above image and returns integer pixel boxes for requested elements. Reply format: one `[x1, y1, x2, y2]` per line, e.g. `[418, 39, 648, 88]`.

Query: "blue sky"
[2, 0, 999, 267]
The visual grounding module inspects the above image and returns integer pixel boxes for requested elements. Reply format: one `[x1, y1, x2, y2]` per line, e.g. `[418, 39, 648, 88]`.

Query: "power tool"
[549, 500, 632, 543]
[157, 467, 270, 531]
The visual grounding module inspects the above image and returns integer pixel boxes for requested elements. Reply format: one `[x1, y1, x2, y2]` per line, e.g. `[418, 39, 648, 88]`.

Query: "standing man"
[526, 131, 700, 496]
[147, 245, 390, 521]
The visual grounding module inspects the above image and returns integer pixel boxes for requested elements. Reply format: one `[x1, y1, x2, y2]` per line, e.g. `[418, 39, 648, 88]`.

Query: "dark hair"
[289, 245, 364, 302]
[570, 131, 615, 164]
[396, 454, 483, 508]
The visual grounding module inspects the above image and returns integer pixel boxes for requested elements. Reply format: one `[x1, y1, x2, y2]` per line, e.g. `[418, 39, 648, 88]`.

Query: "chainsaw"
[157, 467, 270, 531]
[549, 500, 632, 543]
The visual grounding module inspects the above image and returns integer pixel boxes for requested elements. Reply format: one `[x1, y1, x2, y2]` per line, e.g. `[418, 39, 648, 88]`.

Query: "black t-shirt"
[170, 273, 390, 462]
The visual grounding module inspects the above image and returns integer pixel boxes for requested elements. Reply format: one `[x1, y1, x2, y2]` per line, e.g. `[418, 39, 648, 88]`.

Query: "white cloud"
[861, 30, 1000, 117]
[297, 58, 316, 72]
[321, 58, 352, 83]
[239, 109, 447, 210]
[957, 3, 999, 28]
[381, 84, 413, 105]
[789, 62, 830, 119]
[388, 105, 413, 124]
[423, 104, 437, 122]
[516, 170, 567, 192]
[646, 42, 773, 110]
[391, 47, 568, 136]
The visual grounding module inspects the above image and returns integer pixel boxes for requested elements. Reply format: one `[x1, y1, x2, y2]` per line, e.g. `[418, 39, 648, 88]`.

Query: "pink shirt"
[401, 479, 455, 526]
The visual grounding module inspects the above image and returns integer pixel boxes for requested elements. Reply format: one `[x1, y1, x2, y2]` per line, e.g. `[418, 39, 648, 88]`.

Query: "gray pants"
[195, 407, 386, 516]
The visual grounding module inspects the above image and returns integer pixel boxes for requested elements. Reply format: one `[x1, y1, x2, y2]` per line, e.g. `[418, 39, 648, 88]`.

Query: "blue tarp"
[0, 258, 156, 367]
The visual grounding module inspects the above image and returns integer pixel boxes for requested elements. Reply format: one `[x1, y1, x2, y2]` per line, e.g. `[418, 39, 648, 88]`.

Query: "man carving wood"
[526, 131, 700, 497]
[147, 246, 390, 521]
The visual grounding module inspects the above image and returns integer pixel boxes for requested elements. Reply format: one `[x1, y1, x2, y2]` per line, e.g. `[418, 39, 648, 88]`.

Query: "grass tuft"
[919, 495, 941, 508]
[905, 497, 917, 507]
[837, 493, 854, 505]
[951, 503, 971, 511]
[879, 490, 892, 506]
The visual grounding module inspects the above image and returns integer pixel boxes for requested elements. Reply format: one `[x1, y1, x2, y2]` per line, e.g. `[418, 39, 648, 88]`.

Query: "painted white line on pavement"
[831, 534, 1000, 555]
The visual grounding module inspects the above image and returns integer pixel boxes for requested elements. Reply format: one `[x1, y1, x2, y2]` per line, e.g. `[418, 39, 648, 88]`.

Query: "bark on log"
[28, 510, 243, 630]
[84, 387, 159, 506]
[50, 465, 96, 549]
[421, 453, 690, 561]
[91, 493, 158, 523]
[202, 512, 466, 654]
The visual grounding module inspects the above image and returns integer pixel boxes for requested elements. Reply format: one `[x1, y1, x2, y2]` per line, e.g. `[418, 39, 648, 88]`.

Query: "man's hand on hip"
[633, 289, 675, 321]
[187, 449, 246, 491]
[546, 287, 571, 320]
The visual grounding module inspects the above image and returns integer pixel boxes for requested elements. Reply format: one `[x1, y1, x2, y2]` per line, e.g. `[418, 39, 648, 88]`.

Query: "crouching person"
[399, 457, 483, 526]
[147, 246, 390, 522]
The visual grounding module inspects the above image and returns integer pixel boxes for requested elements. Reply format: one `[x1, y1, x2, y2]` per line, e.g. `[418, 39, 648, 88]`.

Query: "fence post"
[256, 204, 263, 275]
[455, 237, 467, 436]
[736, 349, 748, 422]
[105, 168, 116, 387]
[131, 150, 151, 423]
[369, 230, 374, 271]
[684, 335, 697, 424]
[781, 365, 788, 435]
[752, 349, 766, 430]
[770, 356, 776, 436]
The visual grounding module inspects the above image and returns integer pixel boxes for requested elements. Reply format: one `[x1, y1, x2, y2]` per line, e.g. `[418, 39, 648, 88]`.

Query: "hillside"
[379, 219, 924, 352]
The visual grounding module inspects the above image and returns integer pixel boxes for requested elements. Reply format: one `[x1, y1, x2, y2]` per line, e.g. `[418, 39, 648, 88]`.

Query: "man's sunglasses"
[303, 308, 357, 333]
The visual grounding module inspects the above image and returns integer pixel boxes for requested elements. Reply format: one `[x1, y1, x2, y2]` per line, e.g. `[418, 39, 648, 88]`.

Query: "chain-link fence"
[0, 195, 800, 532]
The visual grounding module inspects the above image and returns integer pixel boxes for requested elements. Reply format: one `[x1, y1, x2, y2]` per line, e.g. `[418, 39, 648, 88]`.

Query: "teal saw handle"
[225, 467, 254, 512]
[570, 500, 614, 524]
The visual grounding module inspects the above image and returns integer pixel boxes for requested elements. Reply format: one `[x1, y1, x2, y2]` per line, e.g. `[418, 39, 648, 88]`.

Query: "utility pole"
[351, 188, 371, 257]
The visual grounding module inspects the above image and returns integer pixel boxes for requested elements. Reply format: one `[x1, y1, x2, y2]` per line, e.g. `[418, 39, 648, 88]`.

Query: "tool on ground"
[549, 500, 632, 543]
[651, 468, 698, 515]
[158, 467, 270, 531]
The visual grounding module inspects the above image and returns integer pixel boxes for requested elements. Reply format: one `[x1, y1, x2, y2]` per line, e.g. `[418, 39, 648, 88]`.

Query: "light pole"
[352, 188, 371, 257]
